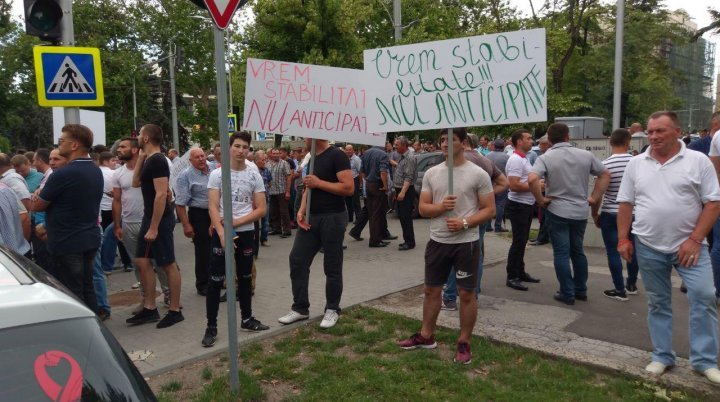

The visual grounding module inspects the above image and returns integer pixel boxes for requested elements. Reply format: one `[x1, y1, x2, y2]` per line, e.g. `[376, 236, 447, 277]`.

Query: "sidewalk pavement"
[104, 215, 718, 396]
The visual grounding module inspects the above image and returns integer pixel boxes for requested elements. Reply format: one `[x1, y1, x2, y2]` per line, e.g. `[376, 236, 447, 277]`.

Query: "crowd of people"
[1, 110, 720, 383]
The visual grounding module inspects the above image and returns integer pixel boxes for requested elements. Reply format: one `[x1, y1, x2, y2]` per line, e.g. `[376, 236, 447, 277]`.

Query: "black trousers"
[53, 249, 99, 313]
[288, 211, 347, 315]
[189, 207, 211, 292]
[395, 186, 416, 246]
[345, 177, 361, 222]
[505, 200, 534, 280]
[207, 231, 254, 327]
[365, 182, 387, 246]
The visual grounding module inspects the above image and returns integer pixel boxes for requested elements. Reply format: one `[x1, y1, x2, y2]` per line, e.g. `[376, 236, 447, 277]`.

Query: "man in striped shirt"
[591, 128, 638, 301]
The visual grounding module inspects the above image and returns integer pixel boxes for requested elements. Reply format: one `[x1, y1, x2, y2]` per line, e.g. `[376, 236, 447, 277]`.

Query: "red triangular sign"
[203, 0, 242, 30]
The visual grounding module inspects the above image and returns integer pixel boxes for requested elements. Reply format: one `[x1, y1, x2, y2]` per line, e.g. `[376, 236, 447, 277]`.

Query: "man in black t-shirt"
[126, 124, 184, 329]
[34, 124, 103, 313]
[278, 138, 354, 329]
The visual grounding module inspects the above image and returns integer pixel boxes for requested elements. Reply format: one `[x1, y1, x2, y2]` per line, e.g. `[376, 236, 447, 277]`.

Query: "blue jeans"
[443, 225, 486, 301]
[635, 241, 718, 371]
[486, 190, 507, 231]
[93, 244, 110, 312]
[710, 218, 720, 298]
[101, 222, 118, 272]
[261, 193, 270, 241]
[599, 212, 639, 291]
[545, 211, 588, 299]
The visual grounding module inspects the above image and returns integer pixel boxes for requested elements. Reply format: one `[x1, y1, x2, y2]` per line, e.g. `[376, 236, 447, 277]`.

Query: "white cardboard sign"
[52, 107, 106, 145]
[243, 58, 385, 146]
[363, 28, 548, 133]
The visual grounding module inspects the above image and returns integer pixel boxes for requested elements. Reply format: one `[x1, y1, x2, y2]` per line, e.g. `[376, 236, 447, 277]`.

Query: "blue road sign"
[33, 46, 104, 107]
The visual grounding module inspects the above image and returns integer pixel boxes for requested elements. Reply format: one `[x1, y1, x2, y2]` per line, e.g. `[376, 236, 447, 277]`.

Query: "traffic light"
[189, 0, 207, 9]
[24, 0, 63, 42]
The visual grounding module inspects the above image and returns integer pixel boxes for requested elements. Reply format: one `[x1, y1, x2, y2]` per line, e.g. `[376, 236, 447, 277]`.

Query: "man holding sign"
[399, 127, 495, 364]
[278, 138, 354, 329]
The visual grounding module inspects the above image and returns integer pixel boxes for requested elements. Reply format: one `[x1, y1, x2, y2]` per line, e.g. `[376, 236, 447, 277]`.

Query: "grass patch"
[160, 380, 182, 393]
[161, 306, 700, 401]
[200, 366, 212, 380]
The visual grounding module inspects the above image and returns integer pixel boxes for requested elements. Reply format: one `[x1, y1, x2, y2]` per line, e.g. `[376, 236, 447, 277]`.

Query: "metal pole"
[447, 128, 453, 195]
[169, 43, 180, 151]
[393, 0, 402, 42]
[132, 79, 138, 131]
[612, 0, 624, 130]
[60, 0, 79, 125]
[227, 31, 233, 115]
[689, 105, 693, 131]
[305, 139, 317, 222]
[213, 26, 240, 392]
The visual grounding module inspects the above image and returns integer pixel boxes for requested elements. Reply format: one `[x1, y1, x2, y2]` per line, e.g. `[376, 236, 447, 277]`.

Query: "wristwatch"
[462, 218, 468, 230]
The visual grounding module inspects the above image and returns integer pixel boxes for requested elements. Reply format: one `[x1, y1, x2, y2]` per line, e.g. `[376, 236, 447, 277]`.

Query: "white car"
[0, 246, 157, 401]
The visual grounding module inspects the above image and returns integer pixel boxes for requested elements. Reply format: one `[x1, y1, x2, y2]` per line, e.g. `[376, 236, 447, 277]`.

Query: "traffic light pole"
[60, 0, 79, 125]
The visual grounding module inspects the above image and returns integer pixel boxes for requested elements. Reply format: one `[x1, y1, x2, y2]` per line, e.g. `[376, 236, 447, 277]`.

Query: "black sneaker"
[240, 317, 270, 332]
[202, 327, 217, 347]
[156, 310, 184, 328]
[126, 308, 160, 325]
[604, 289, 628, 301]
[626, 284, 638, 295]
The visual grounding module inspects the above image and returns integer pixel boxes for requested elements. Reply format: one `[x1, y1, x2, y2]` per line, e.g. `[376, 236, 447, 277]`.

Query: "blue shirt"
[361, 146, 388, 183]
[688, 136, 711, 156]
[24, 169, 43, 193]
[175, 166, 210, 209]
[40, 158, 103, 254]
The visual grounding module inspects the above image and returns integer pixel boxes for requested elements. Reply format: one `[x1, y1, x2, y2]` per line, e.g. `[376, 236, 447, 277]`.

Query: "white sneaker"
[278, 310, 309, 325]
[131, 281, 141, 289]
[645, 361, 669, 375]
[319, 309, 339, 329]
[701, 368, 720, 384]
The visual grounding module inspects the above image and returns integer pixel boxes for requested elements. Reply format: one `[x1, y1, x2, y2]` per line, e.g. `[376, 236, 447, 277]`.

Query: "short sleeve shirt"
[505, 153, 535, 205]
[531, 143, 605, 220]
[111, 165, 144, 223]
[267, 160, 290, 195]
[600, 153, 633, 214]
[464, 150, 501, 183]
[308, 147, 351, 215]
[708, 130, 720, 157]
[39, 158, 103, 254]
[175, 166, 210, 209]
[24, 169, 44, 193]
[617, 143, 720, 253]
[422, 161, 493, 244]
[0, 170, 30, 202]
[140, 153, 172, 219]
[208, 166, 265, 232]
[0, 184, 30, 255]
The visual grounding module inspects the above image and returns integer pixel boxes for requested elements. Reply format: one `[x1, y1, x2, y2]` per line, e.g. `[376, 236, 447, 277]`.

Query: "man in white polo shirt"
[504, 129, 541, 291]
[617, 111, 720, 384]
[704, 111, 720, 303]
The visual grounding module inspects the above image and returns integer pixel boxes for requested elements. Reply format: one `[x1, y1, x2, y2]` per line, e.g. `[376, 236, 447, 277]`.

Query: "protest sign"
[364, 29, 547, 133]
[243, 58, 385, 146]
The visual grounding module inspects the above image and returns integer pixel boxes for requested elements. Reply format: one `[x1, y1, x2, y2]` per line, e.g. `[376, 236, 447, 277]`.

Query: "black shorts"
[424, 239, 480, 290]
[136, 213, 176, 267]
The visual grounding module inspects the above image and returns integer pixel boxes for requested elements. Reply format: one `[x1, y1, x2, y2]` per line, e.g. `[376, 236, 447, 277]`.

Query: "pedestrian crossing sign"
[228, 113, 237, 134]
[33, 46, 104, 107]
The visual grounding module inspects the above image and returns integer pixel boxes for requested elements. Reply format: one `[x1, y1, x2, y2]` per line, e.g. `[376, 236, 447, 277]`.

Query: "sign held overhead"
[363, 29, 547, 133]
[243, 58, 385, 146]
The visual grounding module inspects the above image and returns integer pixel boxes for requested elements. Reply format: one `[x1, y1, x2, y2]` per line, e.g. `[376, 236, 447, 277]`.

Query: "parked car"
[412, 151, 444, 218]
[0, 246, 157, 401]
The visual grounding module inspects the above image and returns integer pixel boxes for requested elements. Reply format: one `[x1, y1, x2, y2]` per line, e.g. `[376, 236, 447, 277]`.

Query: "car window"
[417, 154, 444, 174]
[0, 317, 156, 401]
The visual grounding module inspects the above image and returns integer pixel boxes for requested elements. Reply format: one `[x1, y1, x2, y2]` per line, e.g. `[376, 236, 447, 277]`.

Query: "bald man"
[175, 148, 213, 296]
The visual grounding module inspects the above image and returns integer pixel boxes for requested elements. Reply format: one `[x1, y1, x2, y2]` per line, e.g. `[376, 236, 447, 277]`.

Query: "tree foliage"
[0, 0, 707, 150]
